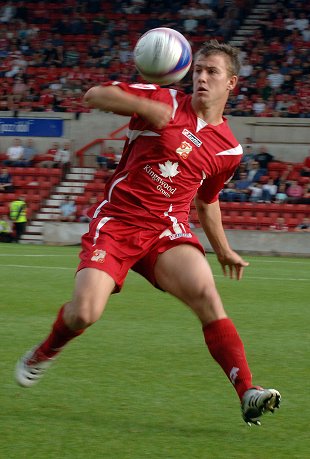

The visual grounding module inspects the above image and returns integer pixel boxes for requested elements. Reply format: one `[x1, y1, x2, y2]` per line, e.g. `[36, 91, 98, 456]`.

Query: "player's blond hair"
[195, 40, 241, 77]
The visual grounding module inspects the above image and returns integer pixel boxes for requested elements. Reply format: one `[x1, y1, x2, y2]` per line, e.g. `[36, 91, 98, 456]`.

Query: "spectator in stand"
[258, 103, 277, 118]
[42, 41, 57, 66]
[248, 182, 263, 202]
[18, 138, 37, 166]
[3, 138, 24, 166]
[9, 195, 27, 242]
[302, 24, 310, 42]
[0, 167, 14, 192]
[287, 96, 302, 118]
[232, 161, 247, 180]
[54, 142, 72, 179]
[299, 183, 310, 204]
[96, 151, 108, 170]
[64, 45, 80, 67]
[294, 217, 310, 233]
[233, 172, 251, 202]
[269, 217, 288, 232]
[275, 93, 293, 117]
[38, 142, 60, 168]
[252, 96, 266, 116]
[11, 76, 28, 101]
[284, 10, 297, 31]
[78, 196, 97, 223]
[254, 145, 274, 172]
[267, 66, 284, 93]
[5, 50, 28, 78]
[182, 13, 199, 34]
[58, 195, 76, 222]
[280, 74, 296, 97]
[231, 98, 253, 116]
[96, 146, 116, 170]
[247, 160, 266, 183]
[295, 12, 309, 33]
[286, 180, 304, 204]
[219, 181, 237, 202]
[274, 183, 288, 204]
[0, 214, 13, 242]
[105, 146, 117, 170]
[262, 178, 277, 202]
[0, 1, 15, 23]
[243, 136, 254, 148]
[53, 45, 65, 67]
[300, 153, 310, 177]
[239, 57, 253, 78]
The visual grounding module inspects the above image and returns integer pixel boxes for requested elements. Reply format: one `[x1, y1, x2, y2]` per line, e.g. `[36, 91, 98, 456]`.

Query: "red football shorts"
[78, 216, 205, 291]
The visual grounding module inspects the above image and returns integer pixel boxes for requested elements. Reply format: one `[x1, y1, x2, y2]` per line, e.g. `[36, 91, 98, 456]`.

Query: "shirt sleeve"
[197, 168, 236, 204]
[102, 81, 162, 100]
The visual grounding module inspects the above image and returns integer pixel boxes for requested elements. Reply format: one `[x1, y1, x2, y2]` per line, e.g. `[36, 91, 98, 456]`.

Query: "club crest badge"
[91, 249, 106, 263]
[176, 141, 192, 159]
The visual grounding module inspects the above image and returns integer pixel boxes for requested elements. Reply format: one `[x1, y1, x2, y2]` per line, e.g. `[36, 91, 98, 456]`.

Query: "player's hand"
[217, 250, 249, 280]
[139, 100, 173, 129]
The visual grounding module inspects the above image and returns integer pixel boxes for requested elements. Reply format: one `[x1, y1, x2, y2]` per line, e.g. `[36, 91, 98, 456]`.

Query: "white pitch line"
[0, 264, 309, 281]
[214, 274, 309, 281]
[0, 254, 76, 257]
[0, 253, 310, 265]
[249, 260, 310, 264]
[0, 264, 73, 270]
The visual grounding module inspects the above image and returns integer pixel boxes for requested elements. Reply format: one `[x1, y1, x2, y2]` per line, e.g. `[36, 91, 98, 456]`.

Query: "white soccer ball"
[133, 27, 192, 86]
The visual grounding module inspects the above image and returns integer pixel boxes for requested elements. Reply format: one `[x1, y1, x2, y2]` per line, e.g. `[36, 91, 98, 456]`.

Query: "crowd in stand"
[227, 1, 310, 118]
[0, 0, 309, 238]
[220, 141, 310, 204]
[0, 136, 72, 171]
[0, 0, 309, 116]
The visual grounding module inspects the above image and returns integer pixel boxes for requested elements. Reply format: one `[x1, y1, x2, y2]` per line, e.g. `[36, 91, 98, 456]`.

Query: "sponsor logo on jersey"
[144, 162, 178, 198]
[91, 249, 106, 263]
[168, 232, 192, 240]
[176, 141, 192, 159]
[229, 366, 240, 385]
[158, 160, 180, 181]
[182, 128, 202, 147]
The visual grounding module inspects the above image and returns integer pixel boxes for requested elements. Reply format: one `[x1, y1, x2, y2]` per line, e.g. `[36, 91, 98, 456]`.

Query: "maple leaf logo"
[158, 161, 180, 182]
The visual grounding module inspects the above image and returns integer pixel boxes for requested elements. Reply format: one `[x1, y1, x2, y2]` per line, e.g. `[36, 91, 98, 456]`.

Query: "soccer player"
[16, 41, 281, 425]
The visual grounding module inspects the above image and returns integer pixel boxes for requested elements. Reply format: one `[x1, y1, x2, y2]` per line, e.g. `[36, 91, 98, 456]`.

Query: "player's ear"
[227, 75, 238, 90]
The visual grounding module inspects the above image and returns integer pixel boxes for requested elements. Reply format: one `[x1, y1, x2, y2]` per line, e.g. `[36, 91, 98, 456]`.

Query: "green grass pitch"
[0, 243, 309, 459]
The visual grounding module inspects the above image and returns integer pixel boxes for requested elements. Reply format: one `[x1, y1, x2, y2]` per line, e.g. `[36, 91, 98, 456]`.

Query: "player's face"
[192, 53, 237, 107]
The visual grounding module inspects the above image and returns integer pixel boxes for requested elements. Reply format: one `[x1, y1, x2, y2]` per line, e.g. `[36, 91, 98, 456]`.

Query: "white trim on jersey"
[164, 204, 183, 234]
[127, 129, 160, 144]
[169, 88, 178, 119]
[196, 118, 208, 133]
[93, 200, 108, 218]
[93, 216, 113, 246]
[216, 144, 243, 156]
[108, 172, 129, 201]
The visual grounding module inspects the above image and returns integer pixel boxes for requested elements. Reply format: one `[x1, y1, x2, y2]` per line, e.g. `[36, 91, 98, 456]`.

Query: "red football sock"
[36, 305, 85, 358]
[203, 318, 253, 401]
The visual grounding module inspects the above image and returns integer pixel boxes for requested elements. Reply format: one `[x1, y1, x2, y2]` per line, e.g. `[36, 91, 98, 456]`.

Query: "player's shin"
[35, 304, 85, 359]
[203, 318, 252, 401]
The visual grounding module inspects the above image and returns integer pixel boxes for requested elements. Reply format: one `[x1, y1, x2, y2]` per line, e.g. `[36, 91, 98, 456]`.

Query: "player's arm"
[194, 196, 249, 280]
[83, 85, 172, 129]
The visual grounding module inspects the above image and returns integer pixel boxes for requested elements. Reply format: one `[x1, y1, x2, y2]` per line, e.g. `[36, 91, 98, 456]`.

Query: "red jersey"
[91, 82, 242, 230]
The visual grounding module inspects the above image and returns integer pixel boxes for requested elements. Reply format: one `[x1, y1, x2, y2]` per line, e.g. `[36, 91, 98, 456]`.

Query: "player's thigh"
[154, 244, 224, 321]
[66, 268, 116, 325]
[154, 244, 214, 297]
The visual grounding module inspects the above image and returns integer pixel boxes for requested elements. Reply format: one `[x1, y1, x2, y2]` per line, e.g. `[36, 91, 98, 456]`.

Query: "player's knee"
[188, 284, 224, 322]
[194, 283, 220, 306]
[64, 300, 102, 329]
